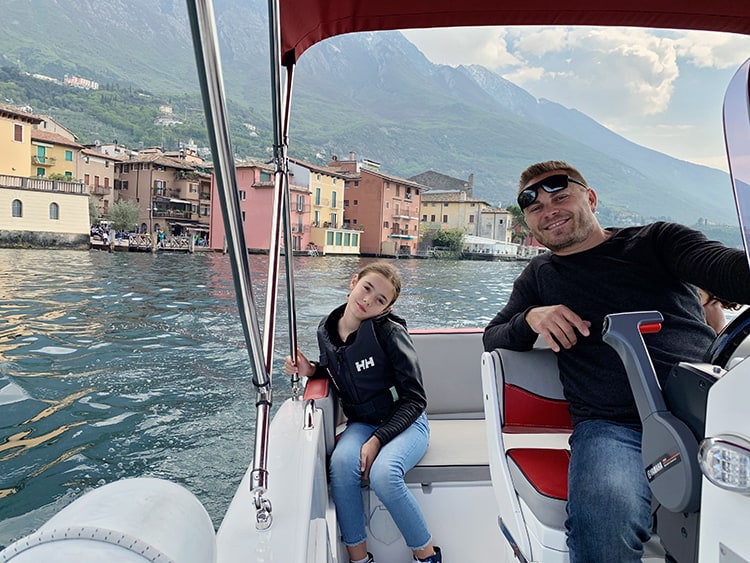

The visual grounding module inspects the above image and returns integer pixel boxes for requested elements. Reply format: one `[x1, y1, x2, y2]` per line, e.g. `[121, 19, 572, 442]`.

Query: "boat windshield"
[724, 57, 750, 267]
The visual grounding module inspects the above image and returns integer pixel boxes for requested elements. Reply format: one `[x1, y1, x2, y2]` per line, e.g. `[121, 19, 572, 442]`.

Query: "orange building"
[330, 153, 424, 257]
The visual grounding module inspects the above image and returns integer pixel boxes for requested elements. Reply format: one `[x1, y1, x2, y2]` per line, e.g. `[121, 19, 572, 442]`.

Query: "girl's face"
[346, 272, 396, 322]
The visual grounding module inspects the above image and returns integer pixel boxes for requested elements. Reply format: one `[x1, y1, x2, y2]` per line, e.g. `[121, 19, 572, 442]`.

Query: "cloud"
[401, 28, 521, 68]
[674, 32, 750, 69]
[402, 26, 750, 169]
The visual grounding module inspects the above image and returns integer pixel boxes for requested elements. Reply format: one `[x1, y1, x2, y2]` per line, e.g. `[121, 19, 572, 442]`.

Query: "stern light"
[698, 434, 750, 493]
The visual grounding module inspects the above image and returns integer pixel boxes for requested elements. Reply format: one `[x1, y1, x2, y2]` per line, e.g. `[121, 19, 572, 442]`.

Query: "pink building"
[209, 161, 311, 253]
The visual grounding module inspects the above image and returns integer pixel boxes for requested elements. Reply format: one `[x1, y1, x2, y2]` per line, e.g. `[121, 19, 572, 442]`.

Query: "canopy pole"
[280, 69, 301, 398]
[184, 0, 273, 530]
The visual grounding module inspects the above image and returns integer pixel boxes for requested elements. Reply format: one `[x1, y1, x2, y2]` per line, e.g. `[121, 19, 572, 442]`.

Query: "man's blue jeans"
[329, 412, 431, 550]
[566, 419, 653, 562]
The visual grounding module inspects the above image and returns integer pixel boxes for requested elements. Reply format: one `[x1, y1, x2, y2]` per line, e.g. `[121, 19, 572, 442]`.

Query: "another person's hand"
[283, 349, 316, 377]
[359, 436, 381, 481]
[525, 305, 591, 352]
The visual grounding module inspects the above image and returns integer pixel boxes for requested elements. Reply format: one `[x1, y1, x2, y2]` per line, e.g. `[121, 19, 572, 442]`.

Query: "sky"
[402, 27, 750, 171]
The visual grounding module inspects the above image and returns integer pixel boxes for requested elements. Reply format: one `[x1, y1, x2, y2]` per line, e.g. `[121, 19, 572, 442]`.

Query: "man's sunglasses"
[517, 174, 588, 210]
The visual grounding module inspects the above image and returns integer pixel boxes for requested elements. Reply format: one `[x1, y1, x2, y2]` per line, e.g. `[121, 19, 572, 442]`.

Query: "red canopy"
[279, 0, 750, 66]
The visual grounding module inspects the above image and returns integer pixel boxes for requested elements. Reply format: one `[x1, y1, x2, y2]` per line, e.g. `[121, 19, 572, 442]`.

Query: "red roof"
[279, 0, 750, 66]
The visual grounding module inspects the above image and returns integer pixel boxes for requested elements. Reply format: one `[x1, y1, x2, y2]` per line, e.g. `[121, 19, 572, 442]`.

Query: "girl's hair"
[357, 261, 402, 305]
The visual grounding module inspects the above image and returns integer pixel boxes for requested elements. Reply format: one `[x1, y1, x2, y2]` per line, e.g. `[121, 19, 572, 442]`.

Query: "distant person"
[483, 160, 750, 562]
[698, 287, 742, 332]
[284, 262, 442, 563]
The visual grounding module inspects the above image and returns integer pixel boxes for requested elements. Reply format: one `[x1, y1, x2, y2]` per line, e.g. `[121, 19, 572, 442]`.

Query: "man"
[483, 160, 750, 562]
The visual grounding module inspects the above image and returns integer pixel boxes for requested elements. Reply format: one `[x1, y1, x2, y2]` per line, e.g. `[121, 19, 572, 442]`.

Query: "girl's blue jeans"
[329, 412, 431, 550]
[566, 419, 653, 562]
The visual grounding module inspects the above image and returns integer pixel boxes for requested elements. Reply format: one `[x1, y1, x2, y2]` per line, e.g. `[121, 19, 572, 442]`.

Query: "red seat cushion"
[507, 448, 570, 501]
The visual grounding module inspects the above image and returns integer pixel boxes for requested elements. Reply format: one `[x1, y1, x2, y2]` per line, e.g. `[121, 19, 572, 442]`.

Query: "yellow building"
[30, 129, 84, 180]
[0, 105, 42, 176]
[289, 157, 359, 255]
[420, 190, 491, 236]
[0, 175, 90, 249]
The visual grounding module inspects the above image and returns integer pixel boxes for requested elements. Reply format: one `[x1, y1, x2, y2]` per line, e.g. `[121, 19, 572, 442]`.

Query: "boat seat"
[481, 346, 573, 560]
[407, 329, 489, 484]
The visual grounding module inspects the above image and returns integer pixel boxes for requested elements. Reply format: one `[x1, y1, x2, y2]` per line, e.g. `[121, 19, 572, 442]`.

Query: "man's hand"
[360, 436, 382, 481]
[525, 305, 591, 352]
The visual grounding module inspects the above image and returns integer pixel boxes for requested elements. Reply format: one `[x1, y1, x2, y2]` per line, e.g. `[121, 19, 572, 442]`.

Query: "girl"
[285, 262, 442, 563]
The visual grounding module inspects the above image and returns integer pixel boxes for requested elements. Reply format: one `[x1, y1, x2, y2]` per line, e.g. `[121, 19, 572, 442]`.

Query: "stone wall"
[0, 230, 90, 250]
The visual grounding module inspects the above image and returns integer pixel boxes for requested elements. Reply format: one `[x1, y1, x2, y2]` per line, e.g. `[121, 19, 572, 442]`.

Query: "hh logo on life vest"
[355, 356, 375, 372]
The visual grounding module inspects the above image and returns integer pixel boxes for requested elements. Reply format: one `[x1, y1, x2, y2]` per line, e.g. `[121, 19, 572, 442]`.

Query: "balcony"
[32, 155, 57, 166]
[90, 185, 111, 196]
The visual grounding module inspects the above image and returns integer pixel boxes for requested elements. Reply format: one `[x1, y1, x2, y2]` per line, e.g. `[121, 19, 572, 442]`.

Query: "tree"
[108, 200, 141, 232]
[433, 228, 464, 251]
[88, 196, 100, 226]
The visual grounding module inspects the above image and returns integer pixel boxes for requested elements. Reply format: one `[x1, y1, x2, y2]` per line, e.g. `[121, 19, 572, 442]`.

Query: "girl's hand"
[283, 349, 315, 377]
[359, 436, 381, 481]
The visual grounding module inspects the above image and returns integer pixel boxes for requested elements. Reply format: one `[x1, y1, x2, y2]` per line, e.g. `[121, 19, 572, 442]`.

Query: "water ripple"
[0, 248, 519, 546]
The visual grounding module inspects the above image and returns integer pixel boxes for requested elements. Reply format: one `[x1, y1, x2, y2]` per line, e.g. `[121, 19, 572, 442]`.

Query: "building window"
[12, 199, 22, 217]
[352, 233, 358, 246]
[260, 171, 271, 182]
[84, 173, 90, 185]
[396, 185, 400, 197]
[242, 211, 246, 222]
[469, 215, 475, 223]
[297, 194, 305, 212]
[239, 190, 246, 201]
[344, 199, 349, 207]
[13, 123, 23, 142]
[331, 191, 337, 207]
[333, 178, 337, 185]
[65, 150, 73, 161]
[430, 214, 436, 222]
[327, 231, 334, 245]
[336, 232, 342, 245]
[122, 164, 130, 173]
[344, 233, 351, 246]
[316, 173, 321, 181]
[315, 188, 321, 206]
[354, 181, 359, 187]
[36, 168, 45, 178]
[353, 200, 358, 206]
[384, 221, 389, 228]
[104, 177, 110, 188]
[49, 202, 59, 220]
[385, 202, 389, 209]
[94, 176, 100, 187]
[422, 215, 427, 222]
[443, 215, 448, 223]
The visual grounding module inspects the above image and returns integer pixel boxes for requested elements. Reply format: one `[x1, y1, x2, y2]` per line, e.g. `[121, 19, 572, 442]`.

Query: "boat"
[3, 1, 750, 562]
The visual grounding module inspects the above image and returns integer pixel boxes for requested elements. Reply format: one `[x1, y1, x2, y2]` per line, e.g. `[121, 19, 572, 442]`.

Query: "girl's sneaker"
[350, 553, 374, 563]
[414, 546, 442, 562]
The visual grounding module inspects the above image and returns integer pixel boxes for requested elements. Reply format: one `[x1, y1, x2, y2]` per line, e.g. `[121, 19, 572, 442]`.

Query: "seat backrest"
[411, 329, 485, 419]
[493, 347, 572, 432]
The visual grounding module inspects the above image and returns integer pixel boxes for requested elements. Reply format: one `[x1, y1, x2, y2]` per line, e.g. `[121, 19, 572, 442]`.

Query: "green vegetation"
[0, 65, 272, 158]
[108, 200, 141, 232]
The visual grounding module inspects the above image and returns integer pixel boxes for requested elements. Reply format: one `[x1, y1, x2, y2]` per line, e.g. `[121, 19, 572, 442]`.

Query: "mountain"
[0, 0, 739, 228]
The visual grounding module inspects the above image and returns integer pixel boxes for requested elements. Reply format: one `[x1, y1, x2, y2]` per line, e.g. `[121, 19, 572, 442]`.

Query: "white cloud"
[402, 26, 750, 169]
[675, 32, 750, 69]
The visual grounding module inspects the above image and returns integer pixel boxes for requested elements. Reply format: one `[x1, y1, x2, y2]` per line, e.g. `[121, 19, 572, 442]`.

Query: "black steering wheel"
[703, 307, 750, 367]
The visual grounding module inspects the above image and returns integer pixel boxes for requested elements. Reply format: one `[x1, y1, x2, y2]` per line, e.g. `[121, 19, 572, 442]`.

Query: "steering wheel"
[703, 307, 750, 367]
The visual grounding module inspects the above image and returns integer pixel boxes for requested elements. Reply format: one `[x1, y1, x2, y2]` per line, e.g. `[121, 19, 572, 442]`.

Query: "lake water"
[0, 249, 525, 546]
